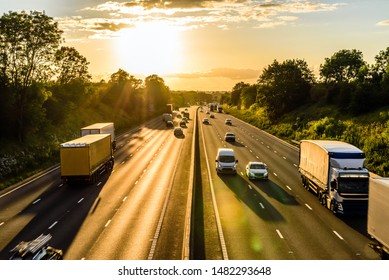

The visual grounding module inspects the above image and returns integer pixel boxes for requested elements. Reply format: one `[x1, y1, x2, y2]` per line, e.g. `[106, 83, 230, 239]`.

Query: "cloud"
[61, 1, 344, 39]
[167, 68, 260, 80]
[376, 20, 389, 26]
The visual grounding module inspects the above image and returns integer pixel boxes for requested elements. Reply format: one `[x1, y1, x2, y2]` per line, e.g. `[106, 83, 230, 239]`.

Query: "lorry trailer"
[60, 134, 114, 184]
[299, 140, 369, 215]
[368, 177, 389, 259]
[80, 122, 116, 150]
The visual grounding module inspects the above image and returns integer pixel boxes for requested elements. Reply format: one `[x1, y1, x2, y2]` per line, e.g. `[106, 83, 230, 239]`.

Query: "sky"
[1, 0, 389, 91]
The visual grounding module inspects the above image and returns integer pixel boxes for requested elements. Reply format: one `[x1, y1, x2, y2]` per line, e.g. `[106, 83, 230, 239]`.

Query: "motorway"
[0, 106, 381, 260]
[0, 109, 195, 260]
[197, 109, 379, 260]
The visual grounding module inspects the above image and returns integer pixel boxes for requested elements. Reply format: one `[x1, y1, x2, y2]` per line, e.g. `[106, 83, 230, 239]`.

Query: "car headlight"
[264, 172, 268, 177]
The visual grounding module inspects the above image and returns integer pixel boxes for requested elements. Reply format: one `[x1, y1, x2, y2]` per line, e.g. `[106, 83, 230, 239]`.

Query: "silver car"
[245, 161, 268, 180]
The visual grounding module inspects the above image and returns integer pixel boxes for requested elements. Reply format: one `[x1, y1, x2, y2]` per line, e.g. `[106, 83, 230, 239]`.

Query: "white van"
[215, 148, 238, 174]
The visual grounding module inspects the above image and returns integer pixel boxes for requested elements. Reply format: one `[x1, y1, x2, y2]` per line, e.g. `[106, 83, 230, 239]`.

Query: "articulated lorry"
[60, 134, 114, 184]
[299, 140, 369, 215]
[368, 178, 389, 259]
[80, 122, 116, 150]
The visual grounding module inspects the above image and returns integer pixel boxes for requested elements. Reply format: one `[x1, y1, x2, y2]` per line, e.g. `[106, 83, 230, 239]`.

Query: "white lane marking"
[78, 198, 84, 203]
[273, 172, 278, 177]
[333, 230, 344, 240]
[305, 204, 312, 210]
[276, 229, 284, 239]
[32, 198, 41, 204]
[240, 172, 244, 176]
[259, 203, 265, 209]
[134, 180, 138, 185]
[122, 196, 127, 202]
[248, 185, 252, 190]
[58, 183, 63, 188]
[0, 222, 4, 226]
[286, 185, 292, 191]
[97, 182, 102, 187]
[293, 164, 298, 167]
[283, 156, 287, 160]
[105, 220, 111, 228]
[48, 221, 58, 229]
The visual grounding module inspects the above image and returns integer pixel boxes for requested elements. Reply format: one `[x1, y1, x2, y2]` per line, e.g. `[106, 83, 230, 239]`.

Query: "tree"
[257, 59, 314, 120]
[55, 46, 91, 84]
[0, 11, 63, 141]
[144, 74, 171, 114]
[230, 82, 249, 106]
[109, 68, 130, 84]
[320, 49, 366, 83]
[241, 84, 257, 109]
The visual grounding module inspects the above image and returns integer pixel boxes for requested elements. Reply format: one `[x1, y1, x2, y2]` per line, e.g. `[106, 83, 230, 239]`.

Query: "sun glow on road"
[115, 22, 183, 75]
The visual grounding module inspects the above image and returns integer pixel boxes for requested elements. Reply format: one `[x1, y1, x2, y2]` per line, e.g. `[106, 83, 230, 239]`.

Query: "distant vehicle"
[60, 134, 114, 184]
[166, 121, 174, 128]
[206, 111, 210, 114]
[217, 105, 223, 113]
[210, 114, 215, 118]
[245, 162, 268, 180]
[299, 140, 369, 215]
[182, 117, 188, 123]
[180, 120, 187, 128]
[225, 119, 232, 125]
[368, 178, 389, 259]
[80, 122, 116, 150]
[199, 108, 203, 112]
[162, 113, 173, 123]
[183, 111, 190, 119]
[174, 127, 184, 137]
[9, 234, 63, 260]
[177, 114, 182, 118]
[224, 132, 235, 142]
[202, 118, 209, 124]
[166, 103, 173, 114]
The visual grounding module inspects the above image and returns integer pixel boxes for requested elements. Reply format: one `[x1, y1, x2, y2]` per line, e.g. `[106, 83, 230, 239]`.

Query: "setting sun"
[115, 21, 183, 75]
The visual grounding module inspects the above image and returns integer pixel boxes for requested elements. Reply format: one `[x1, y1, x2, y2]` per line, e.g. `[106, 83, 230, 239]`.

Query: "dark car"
[180, 120, 187, 128]
[210, 114, 215, 118]
[174, 127, 184, 137]
[166, 121, 174, 128]
[224, 132, 235, 142]
[202, 118, 209, 124]
[225, 119, 232, 125]
[9, 234, 63, 260]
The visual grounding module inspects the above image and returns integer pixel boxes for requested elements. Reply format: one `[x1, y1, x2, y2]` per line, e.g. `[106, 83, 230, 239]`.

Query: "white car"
[245, 161, 268, 180]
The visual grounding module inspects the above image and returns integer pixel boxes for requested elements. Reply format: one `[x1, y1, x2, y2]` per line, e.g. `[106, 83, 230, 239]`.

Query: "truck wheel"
[330, 200, 337, 214]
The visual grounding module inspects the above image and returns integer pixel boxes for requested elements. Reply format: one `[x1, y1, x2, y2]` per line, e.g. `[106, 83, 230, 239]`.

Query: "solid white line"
[105, 220, 111, 228]
[276, 229, 284, 239]
[333, 230, 344, 240]
[32, 198, 41, 204]
[48, 221, 58, 230]
[305, 204, 312, 210]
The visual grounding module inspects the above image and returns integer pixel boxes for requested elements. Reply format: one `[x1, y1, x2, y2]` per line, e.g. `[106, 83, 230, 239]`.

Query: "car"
[210, 114, 215, 118]
[224, 132, 235, 142]
[215, 148, 238, 174]
[225, 119, 232, 125]
[206, 111, 210, 114]
[202, 118, 209, 124]
[9, 234, 63, 260]
[245, 161, 268, 180]
[176, 114, 182, 118]
[180, 120, 187, 128]
[174, 127, 184, 137]
[182, 117, 188, 123]
[166, 121, 174, 128]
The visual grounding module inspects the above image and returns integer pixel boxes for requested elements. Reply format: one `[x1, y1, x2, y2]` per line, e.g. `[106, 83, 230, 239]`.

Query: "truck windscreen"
[337, 178, 369, 194]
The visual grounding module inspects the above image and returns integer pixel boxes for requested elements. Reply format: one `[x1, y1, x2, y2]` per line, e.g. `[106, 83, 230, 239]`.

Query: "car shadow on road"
[218, 174, 286, 222]
[250, 179, 300, 206]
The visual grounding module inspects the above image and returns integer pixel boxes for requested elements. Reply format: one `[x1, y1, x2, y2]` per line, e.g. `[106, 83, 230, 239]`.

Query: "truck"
[217, 105, 223, 113]
[368, 177, 389, 259]
[80, 122, 116, 150]
[162, 113, 172, 123]
[60, 134, 114, 184]
[166, 104, 173, 114]
[299, 140, 369, 215]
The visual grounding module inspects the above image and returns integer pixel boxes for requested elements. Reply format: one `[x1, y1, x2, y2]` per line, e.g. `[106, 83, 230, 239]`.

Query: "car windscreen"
[251, 164, 265, 169]
[219, 155, 235, 163]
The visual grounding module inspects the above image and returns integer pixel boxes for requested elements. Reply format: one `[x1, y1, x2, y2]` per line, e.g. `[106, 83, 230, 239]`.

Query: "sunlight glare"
[115, 22, 182, 75]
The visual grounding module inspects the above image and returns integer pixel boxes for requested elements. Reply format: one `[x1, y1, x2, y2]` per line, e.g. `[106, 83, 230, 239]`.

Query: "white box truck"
[80, 122, 116, 150]
[299, 140, 369, 215]
[368, 178, 389, 259]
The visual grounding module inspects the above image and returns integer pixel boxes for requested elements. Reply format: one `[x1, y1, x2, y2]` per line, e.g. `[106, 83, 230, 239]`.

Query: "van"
[215, 148, 238, 174]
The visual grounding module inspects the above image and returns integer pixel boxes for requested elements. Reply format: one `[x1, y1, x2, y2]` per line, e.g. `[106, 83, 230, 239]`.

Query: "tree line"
[0, 11, 171, 187]
[222, 48, 389, 120]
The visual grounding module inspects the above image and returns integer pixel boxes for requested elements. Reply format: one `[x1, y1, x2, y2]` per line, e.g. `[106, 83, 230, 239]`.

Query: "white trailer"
[299, 140, 369, 215]
[368, 178, 389, 259]
[80, 122, 116, 150]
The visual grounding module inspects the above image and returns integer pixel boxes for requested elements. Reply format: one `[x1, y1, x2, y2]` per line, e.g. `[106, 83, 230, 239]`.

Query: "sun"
[115, 21, 182, 75]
